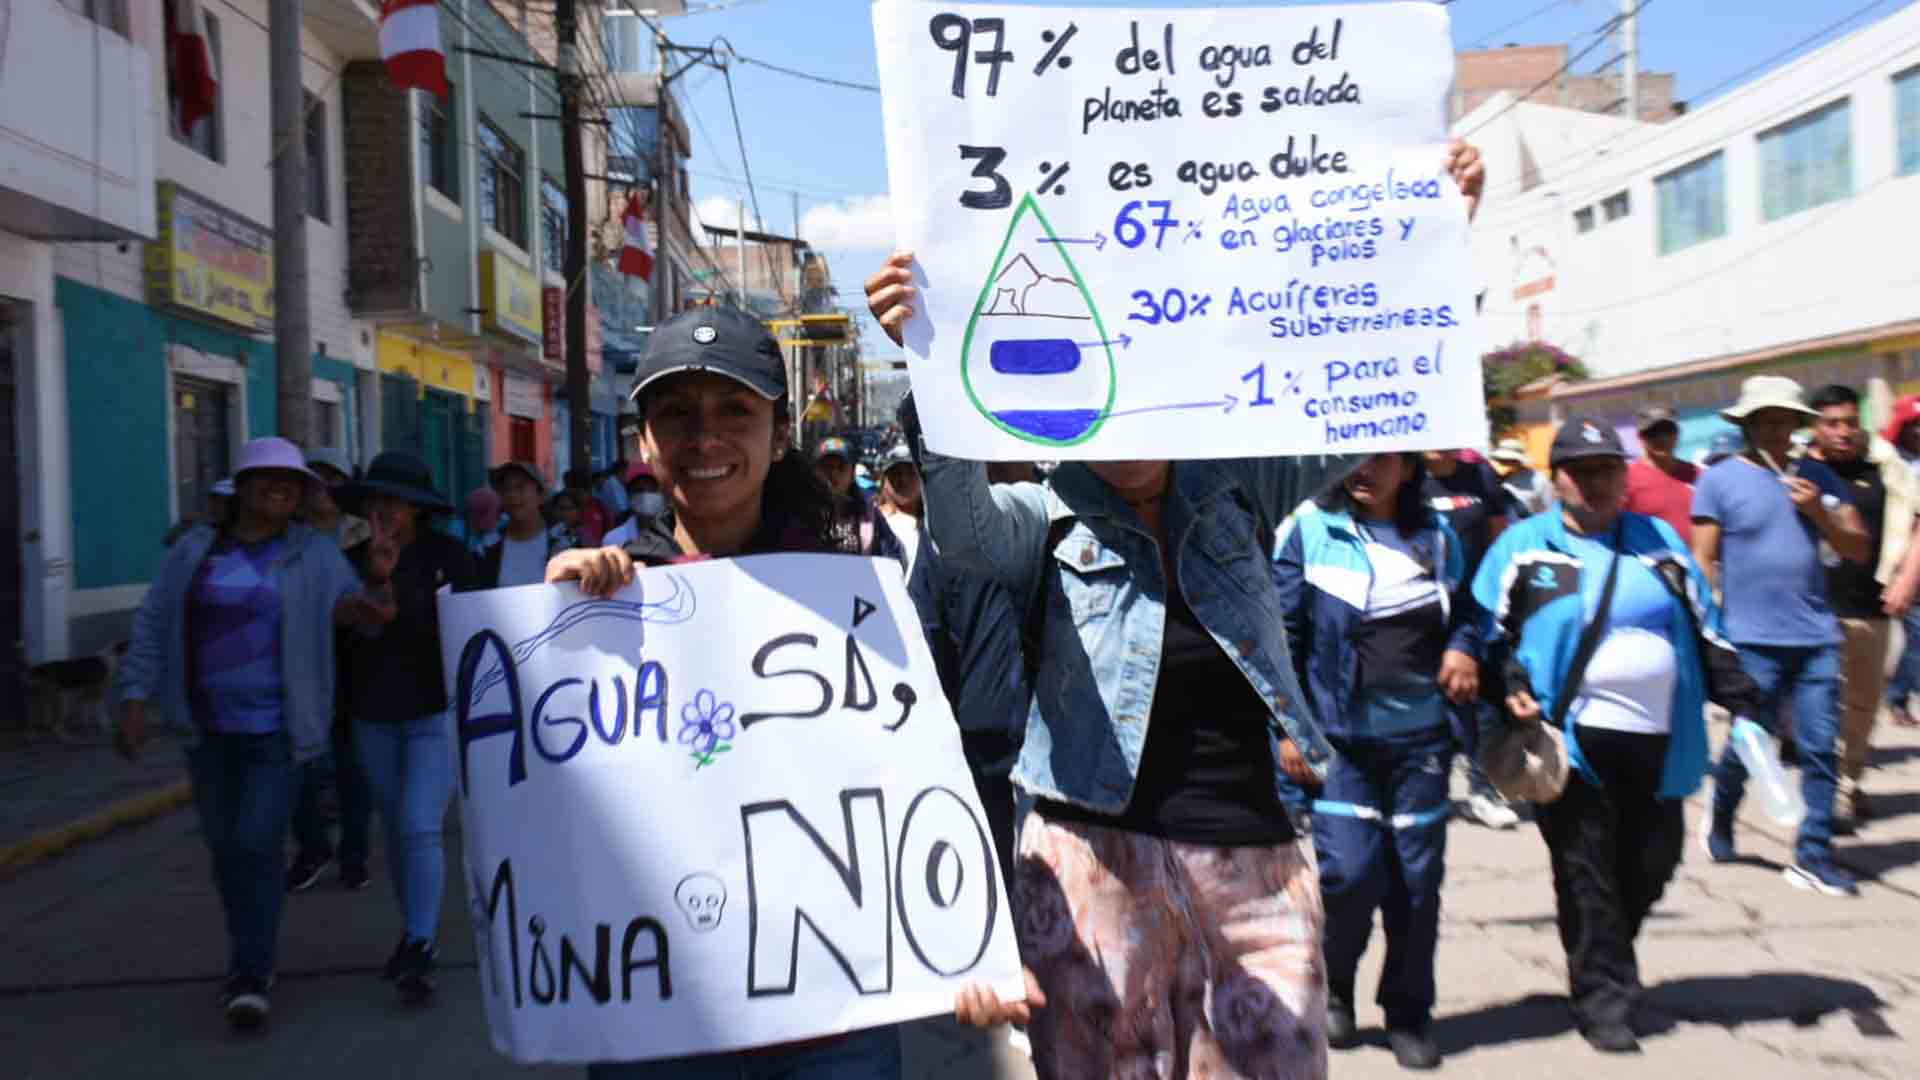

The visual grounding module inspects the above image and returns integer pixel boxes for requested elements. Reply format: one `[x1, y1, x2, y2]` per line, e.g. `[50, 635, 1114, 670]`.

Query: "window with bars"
[419, 83, 459, 203]
[1573, 206, 1595, 234]
[1759, 98, 1853, 222]
[1601, 190, 1630, 222]
[305, 91, 329, 222]
[541, 177, 568, 275]
[478, 117, 528, 247]
[1655, 151, 1727, 255]
[1897, 67, 1920, 178]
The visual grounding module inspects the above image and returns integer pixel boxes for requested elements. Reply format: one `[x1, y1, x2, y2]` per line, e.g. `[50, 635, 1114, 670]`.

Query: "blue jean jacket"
[115, 523, 364, 764]
[918, 446, 1339, 815]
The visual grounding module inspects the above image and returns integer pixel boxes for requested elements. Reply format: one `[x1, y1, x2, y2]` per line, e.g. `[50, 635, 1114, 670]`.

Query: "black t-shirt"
[1425, 460, 1507, 582]
[1822, 455, 1888, 618]
[1037, 573, 1294, 846]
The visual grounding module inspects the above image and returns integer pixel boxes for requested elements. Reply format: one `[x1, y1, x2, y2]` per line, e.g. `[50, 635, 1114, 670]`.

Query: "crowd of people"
[105, 134, 1915, 1080]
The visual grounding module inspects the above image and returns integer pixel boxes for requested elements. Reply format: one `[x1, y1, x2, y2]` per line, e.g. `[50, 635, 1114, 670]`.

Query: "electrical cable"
[717, 52, 783, 301]
[1462, 0, 1655, 139]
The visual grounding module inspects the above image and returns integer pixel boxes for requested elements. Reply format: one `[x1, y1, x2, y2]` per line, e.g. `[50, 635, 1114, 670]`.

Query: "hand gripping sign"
[874, 0, 1487, 460]
[437, 555, 1023, 1064]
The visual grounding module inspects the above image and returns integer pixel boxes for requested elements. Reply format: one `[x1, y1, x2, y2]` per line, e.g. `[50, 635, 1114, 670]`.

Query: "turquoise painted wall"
[58, 278, 276, 589]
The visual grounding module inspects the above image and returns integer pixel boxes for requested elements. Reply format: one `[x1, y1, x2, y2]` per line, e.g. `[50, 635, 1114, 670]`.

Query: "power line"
[731, 53, 880, 94]
[1466, 0, 1581, 50]
[1462, 0, 1656, 139]
[718, 58, 783, 298]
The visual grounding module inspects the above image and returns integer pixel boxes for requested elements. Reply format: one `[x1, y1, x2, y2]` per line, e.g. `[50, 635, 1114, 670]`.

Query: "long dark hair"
[764, 400, 840, 551]
[1313, 453, 1433, 537]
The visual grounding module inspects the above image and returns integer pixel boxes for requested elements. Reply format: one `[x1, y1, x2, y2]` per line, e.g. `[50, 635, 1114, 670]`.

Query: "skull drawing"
[675, 873, 727, 933]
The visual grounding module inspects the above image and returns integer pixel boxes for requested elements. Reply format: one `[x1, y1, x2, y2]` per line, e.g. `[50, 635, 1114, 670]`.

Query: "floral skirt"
[1014, 810, 1328, 1080]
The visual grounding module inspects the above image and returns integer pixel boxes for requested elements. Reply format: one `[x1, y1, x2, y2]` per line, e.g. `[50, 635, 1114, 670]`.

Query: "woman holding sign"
[1272, 453, 1482, 1069]
[869, 143, 1483, 1079]
[549, 306, 905, 1078]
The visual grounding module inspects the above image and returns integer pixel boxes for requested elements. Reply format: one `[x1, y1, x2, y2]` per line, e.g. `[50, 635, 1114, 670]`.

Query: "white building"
[1, 0, 381, 676]
[1459, 3, 1920, 462]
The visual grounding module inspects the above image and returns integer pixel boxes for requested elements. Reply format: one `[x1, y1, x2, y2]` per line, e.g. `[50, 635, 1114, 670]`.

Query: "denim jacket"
[917, 444, 1340, 815]
[115, 523, 365, 763]
[1273, 505, 1482, 745]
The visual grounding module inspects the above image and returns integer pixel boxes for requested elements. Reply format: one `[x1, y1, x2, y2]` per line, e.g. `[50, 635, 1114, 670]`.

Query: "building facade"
[1461, 4, 1920, 462]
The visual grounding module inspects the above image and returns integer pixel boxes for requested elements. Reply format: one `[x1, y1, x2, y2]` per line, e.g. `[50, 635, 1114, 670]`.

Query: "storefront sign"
[771, 314, 851, 346]
[503, 374, 544, 420]
[146, 183, 274, 333]
[481, 250, 543, 345]
[378, 332, 477, 399]
[542, 287, 565, 362]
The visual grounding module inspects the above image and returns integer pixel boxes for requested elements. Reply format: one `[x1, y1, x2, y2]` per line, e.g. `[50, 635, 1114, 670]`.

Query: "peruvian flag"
[619, 193, 655, 282]
[380, 0, 448, 99]
[168, 0, 219, 135]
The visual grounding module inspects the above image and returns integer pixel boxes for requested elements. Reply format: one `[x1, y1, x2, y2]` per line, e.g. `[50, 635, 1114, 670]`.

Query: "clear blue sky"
[659, 0, 1909, 363]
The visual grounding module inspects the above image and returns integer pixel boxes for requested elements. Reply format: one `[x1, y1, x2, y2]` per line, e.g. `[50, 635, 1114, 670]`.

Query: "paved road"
[3, 716, 1917, 1078]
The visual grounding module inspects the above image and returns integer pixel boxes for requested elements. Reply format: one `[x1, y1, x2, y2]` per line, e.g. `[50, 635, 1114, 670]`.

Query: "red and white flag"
[380, 0, 448, 99]
[619, 194, 655, 282]
[169, 0, 219, 135]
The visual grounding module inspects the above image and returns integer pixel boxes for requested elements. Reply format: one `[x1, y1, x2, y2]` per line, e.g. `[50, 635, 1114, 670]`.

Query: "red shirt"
[1624, 458, 1700, 542]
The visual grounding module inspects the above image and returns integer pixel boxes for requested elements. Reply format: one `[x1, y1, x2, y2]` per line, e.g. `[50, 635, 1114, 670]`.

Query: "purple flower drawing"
[678, 689, 737, 768]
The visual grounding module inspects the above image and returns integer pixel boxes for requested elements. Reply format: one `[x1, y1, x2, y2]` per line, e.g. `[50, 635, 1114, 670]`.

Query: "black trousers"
[1535, 727, 1683, 1031]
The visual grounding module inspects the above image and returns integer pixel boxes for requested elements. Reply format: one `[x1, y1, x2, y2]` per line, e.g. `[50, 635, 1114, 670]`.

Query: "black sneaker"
[1387, 1026, 1441, 1070]
[396, 939, 438, 1003]
[381, 936, 410, 981]
[222, 975, 272, 1031]
[1327, 995, 1359, 1050]
[1581, 1022, 1641, 1054]
[340, 864, 371, 891]
[285, 854, 329, 894]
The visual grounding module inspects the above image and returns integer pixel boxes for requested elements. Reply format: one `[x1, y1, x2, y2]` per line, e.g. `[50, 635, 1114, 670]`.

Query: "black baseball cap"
[630, 306, 786, 408]
[1550, 416, 1629, 469]
[1636, 404, 1679, 433]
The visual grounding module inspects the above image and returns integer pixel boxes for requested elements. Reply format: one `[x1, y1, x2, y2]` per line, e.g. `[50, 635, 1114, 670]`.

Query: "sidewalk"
[0, 733, 189, 876]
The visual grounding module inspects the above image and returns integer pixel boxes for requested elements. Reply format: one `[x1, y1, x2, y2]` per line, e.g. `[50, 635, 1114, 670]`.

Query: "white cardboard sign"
[874, 0, 1486, 460]
[437, 555, 1023, 1064]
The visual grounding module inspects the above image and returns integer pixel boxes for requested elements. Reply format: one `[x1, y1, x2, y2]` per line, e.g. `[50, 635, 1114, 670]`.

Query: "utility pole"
[735, 199, 749, 310]
[270, 0, 311, 446]
[789, 189, 800, 313]
[649, 28, 669, 329]
[1620, 0, 1639, 120]
[558, 0, 593, 476]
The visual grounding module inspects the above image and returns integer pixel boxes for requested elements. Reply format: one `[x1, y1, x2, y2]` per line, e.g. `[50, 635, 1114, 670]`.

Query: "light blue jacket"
[1469, 508, 1763, 799]
[919, 447, 1339, 815]
[116, 523, 364, 763]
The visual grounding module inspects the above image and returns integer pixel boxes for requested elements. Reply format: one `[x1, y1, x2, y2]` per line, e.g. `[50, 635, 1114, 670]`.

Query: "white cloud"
[693, 195, 762, 232]
[799, 194, 895, 252]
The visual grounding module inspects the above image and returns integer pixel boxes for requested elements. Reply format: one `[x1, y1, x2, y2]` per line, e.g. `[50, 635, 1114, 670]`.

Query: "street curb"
[0, 778, 192, 877]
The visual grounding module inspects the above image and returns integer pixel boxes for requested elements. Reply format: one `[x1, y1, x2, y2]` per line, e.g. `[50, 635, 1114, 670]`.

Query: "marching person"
[115, 437, 396, 1030]
[286, 447, 376, 894]
[1693, 376, 1869, 897]
[1881, 394, 1920, 729]
[336, 452, 478, 1003]
[1472, 419, 1763, 1053]
[1623, 406, 1699, 542]
[478, 461, 575, 589]
[1489, 438, 1550, 519]
[814, 435, 904, 559]
[883, 139, 1484, 1080]
[601, 461, 668, 549]
[457, 487, 503, 557]
[551, 306, 910, 1078]
[1274, 452, 1482, 1070]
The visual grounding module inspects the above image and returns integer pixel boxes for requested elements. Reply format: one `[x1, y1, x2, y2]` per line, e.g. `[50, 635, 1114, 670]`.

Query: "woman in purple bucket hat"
[115, 437, 400, 1031]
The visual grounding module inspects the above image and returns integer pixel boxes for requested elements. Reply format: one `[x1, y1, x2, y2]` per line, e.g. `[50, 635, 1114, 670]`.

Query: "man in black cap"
[1624, 405, 1700, 542]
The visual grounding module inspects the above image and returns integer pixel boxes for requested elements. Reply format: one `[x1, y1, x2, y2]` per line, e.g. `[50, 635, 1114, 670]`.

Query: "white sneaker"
[1465, 791, 1521, 829]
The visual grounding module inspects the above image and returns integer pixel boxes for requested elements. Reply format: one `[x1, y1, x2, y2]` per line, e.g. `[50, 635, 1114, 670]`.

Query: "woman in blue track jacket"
[1273, 452, 1483, 1071]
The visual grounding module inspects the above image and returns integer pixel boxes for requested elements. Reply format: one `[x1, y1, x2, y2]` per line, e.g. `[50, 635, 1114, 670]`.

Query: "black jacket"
[903, 528, 1028, 775]
[341, 528, 478, 723]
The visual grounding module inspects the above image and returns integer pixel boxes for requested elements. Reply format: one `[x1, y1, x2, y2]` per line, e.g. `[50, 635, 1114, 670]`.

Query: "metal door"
[172, 375, 231, 523]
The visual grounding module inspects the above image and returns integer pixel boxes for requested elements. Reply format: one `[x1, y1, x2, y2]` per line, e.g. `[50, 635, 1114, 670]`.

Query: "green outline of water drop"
[960, 193, 1117, 448]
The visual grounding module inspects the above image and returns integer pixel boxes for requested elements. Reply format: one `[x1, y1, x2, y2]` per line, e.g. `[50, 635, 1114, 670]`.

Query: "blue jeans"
[355, 714, 454, 944]
[1886, 606, 1920, 712]
[290, 720, 372, 870]
[185, 733, 301, 980]
[1711, 644, 1842, 864]
[585, 1025, 902, 1080]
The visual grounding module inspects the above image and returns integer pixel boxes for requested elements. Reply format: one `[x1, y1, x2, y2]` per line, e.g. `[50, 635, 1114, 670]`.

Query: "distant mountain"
[983, 253, 1089, 320]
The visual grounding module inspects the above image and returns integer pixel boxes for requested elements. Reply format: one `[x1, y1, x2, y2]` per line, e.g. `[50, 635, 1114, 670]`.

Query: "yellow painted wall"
[377, 333, 477, 400]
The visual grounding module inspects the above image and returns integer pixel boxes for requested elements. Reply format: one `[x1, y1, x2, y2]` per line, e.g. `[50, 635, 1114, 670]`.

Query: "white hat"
[1722, 375, 1817, 423]
[1488, 438, 1530, 465]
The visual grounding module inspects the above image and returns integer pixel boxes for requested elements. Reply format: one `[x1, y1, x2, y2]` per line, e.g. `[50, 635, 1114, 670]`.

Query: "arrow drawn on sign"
[1104, 395, 1240, 420]
[1036, 232, 1107, 251]
[1074, 334, 1132, 350]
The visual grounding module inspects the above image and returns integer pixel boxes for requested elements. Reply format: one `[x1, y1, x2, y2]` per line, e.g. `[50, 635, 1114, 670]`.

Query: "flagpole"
[270, 0, 312, 446]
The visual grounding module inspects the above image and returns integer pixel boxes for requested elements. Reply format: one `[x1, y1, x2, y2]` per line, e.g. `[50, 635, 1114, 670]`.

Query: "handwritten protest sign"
[873, 0, 1486, 460]
[436, 556, 1023, 1064]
